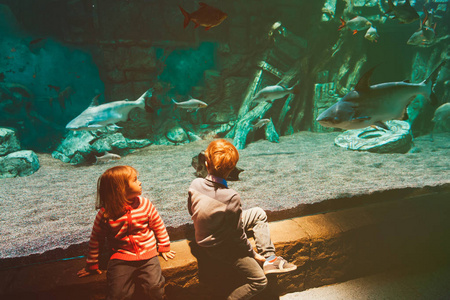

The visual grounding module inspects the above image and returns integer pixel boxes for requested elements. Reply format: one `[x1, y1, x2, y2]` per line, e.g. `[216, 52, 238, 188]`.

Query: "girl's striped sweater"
[86, 196, 170, 270]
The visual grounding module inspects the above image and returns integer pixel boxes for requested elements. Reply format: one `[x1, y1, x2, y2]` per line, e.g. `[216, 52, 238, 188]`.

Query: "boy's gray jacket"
[188, 177, 254, 257]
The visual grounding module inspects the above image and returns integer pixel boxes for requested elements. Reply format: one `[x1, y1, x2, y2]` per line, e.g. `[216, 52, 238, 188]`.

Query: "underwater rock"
[186, 131, 202, 142]
[432, 103, 450, 133]
[52, 130, 151, 165]
[191, 151, 243, 181]
[165, 125, 188, 144]
[0, 150, 40, 178]
[334, 120, 413, 153]
[0, 128, 21, 156]
[91, 132, 128, 152]
[321, 0, 336, 22]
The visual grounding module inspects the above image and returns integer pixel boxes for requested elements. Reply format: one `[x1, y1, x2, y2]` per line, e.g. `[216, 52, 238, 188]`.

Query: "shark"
[316, 61, 445, 130]
[66, 89, 153, 131]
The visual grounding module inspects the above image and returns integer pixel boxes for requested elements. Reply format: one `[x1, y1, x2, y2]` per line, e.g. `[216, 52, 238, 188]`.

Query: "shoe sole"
[264, 265, 297, 275]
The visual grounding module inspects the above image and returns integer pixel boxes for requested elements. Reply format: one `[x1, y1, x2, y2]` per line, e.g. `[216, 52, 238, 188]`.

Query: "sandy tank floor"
[0, 131, 449, 259]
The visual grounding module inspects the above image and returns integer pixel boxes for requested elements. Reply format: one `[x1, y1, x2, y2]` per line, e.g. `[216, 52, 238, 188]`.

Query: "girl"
[77, 165, 176, 300]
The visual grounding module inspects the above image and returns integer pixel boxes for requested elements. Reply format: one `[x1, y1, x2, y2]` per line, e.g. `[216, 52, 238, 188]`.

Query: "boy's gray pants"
[204, 207, 277, 300]
[229, 207, 276, 300]
[241, 207, 276, 258]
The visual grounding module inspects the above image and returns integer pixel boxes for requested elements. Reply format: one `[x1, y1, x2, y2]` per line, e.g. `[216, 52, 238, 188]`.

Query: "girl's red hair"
[96, 165, 136, 220]
[205, 139, 239, 178]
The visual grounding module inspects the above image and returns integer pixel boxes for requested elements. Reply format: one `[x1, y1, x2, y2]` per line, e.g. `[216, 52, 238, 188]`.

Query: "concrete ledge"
[1, 188, 450, 299]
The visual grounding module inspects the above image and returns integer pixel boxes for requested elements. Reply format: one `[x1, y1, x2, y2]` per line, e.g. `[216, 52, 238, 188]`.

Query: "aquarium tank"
[0, 0, 449, 298]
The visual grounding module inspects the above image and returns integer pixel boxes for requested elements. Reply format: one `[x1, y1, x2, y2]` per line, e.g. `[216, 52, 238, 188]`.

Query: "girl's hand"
[77, 267, 102, 278]
[161, 250, 176, 261]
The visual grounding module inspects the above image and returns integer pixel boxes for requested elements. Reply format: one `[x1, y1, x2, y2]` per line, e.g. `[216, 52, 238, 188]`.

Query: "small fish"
[364, 26, 379, 42]
[252, 119, 271, 130]
[385, 0, 419, 24]
[57, 86, 75, 110]
[316, 61, 445, 130]
[338, 16, 372, 35]
[172, 98, 208, 111]
[48, 84, 61, 92]
[94, 152, 121, 165]
[29, 37, 46, 45]
[66, 89, 153, 131]
[421, 8, 436, 40]
[179, 2, 227, 31]
[422, 7, 435, 29]
[252, 84, 299, 103]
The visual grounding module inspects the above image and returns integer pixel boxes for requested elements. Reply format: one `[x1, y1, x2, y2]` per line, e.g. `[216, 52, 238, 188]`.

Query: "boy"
[188, 139, 296, 299]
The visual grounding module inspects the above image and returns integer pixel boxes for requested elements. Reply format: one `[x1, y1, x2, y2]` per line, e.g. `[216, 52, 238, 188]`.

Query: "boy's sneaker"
[263, 256, 297, 274]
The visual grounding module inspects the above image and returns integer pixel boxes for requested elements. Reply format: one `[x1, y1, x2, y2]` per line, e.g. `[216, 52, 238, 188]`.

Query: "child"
[188, 139, 296, 299]
[77, 165, 176, 300]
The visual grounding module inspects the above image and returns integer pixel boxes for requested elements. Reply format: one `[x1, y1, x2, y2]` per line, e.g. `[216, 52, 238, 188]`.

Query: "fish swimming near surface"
[66, 89, 153, 131]
[252, 118, 271, 130]
[364, 26, 379, 42]
[385, 0, 419, 24]
[29, 37, 46, 45]
[338, 16, 372, 35]
[94, 152, 121, 165]
[252, 84, 299, 103]
[179, 2, 227, 31]
[27, 38, 47, 54]
[172, 98, 208, 111]
[316, 61, 446, 130]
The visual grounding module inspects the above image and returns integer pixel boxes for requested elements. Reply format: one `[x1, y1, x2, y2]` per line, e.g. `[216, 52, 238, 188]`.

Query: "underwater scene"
[0, 0, 449, 275]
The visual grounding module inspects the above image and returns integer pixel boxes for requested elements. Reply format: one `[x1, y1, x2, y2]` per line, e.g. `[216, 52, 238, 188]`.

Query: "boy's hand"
[77, 267, 102, 278]
[161, 250, 176, 261]
[254, 253, 266, 266]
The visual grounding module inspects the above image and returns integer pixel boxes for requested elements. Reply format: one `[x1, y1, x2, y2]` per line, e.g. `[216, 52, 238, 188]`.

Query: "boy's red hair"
[205, 139, 239, 178]
[96, 165, 136, 220]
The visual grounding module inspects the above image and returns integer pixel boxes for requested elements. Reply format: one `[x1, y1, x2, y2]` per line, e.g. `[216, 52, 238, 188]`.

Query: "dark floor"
[281, 263, 450, 300]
